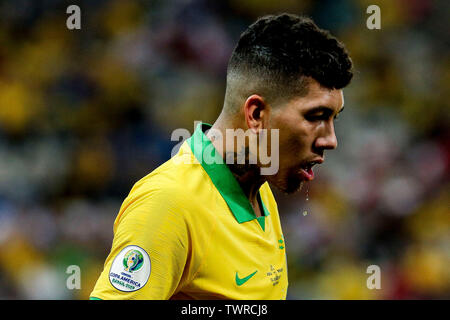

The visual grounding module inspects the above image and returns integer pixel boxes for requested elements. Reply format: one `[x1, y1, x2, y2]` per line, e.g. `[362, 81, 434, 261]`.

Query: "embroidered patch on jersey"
[109, 245, 151, 292]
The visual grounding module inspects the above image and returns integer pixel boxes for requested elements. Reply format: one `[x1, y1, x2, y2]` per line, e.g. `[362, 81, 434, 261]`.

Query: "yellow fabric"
[90, 134, 288, 300]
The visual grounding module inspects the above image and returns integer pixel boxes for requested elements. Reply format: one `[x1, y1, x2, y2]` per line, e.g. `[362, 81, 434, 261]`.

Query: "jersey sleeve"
[90, 185, 193, 300]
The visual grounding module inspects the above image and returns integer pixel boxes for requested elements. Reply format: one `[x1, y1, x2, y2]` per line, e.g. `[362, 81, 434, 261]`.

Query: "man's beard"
[225, 146, 304, 195]
[270, 169, 305, 195]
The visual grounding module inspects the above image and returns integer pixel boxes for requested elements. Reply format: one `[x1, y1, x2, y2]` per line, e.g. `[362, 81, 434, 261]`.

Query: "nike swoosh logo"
[235, 270, 258, 286]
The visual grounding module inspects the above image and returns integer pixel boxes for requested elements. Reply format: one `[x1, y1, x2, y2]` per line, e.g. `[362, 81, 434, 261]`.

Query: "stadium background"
[0, 0, 448, 299]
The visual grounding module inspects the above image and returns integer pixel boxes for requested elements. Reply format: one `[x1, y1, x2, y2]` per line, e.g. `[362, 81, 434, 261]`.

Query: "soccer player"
[90, 13, 353, 300]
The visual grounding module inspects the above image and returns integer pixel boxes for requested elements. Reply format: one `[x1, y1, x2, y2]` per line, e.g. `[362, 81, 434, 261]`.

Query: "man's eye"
[306, 113, 326, 121]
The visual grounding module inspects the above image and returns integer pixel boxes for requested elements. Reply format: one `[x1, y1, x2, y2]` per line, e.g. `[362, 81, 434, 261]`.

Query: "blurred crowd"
[0, 0, 448, 299]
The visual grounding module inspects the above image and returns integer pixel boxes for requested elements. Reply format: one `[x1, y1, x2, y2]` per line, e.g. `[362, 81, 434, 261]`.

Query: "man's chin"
[283, 181, 304, 195]
[271, 175, 304, 195]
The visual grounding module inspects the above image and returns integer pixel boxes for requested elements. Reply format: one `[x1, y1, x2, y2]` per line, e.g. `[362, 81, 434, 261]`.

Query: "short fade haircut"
[224, 13, 353, 113]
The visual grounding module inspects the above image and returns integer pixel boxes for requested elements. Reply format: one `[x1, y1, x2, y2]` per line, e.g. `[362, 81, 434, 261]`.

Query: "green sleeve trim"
[89, 297, 102, 300]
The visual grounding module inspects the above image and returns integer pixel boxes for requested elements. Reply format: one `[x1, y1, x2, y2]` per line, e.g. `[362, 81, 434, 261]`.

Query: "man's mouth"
[298, 159, 323, 181]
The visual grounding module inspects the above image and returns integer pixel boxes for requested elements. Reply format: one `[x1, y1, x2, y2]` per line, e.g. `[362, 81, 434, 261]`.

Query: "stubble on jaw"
[274, 172, 304, 195]
[224, 144, 306, 195]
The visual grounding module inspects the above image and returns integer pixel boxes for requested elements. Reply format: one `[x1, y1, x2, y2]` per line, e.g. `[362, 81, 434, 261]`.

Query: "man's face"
[267, 79, 344, 194]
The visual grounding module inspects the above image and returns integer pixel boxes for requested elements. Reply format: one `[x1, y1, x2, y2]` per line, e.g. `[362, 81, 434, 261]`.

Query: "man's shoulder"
[135, 140, 198, 185]
[129, 163, 193, 201]
[124, 148, 206, 210]
[114, 161, 198, 227]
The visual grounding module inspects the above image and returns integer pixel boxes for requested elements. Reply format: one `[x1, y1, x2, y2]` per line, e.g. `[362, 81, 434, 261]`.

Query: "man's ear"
[243, 94, 268, 133]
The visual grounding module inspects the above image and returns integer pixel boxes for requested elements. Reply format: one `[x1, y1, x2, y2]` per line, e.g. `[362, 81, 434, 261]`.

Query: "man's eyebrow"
[305, 106, 339, 114]
[338, 106, 345, 114]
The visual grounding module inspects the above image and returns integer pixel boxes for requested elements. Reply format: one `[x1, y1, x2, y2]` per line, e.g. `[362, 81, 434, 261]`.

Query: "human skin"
[207, 77, 345, 215]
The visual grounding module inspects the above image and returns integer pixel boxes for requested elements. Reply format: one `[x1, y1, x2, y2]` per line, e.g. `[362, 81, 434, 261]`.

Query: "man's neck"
[206, 120, 266, 216]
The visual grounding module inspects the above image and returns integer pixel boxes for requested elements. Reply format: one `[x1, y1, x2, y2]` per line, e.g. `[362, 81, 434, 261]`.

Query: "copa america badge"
[109, 245, 151, 292]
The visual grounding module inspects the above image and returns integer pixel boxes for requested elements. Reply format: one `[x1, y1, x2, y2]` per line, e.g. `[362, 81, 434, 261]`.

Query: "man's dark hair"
[224, 13, 353, 112]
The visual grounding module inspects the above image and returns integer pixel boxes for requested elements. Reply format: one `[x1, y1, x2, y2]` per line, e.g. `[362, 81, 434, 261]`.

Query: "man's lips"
[298, 167, 314, 181]
[297, 158, 324, 181]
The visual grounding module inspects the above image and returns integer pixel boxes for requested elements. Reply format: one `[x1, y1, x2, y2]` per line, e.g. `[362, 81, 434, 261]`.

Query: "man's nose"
[315, 122, 338, 150]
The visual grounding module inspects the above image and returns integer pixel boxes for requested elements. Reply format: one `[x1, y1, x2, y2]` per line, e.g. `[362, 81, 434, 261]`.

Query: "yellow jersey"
[90, 123, 288, 299]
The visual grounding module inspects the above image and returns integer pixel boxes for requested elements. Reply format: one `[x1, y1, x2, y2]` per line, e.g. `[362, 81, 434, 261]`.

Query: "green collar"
[186, 122, 270, 226]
